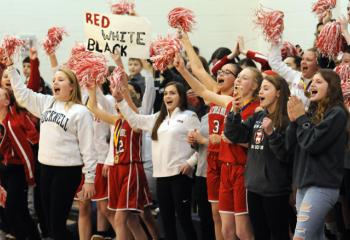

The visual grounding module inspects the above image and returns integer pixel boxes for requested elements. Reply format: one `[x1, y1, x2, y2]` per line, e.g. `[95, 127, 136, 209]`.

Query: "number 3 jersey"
[207, 103, 229, 152]
[113, 119, 142, 164]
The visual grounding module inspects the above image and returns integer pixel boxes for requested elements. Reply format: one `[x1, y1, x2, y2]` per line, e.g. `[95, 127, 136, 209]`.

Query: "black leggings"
[194, 176, 215, 240]
[156, 174, 197, 240]
[247, 191, 290, 240]
[40, 164, 81, 240]
[3, 164, 40, 240]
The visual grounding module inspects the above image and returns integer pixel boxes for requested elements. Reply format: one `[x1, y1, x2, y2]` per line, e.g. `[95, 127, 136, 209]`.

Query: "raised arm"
[180, 32, 218, 92]
[27, 48, 41, 92]
[87, 86, 119, 125]
[268, 42, 299, 84]
[140, 60, 156, 114]
[7, 60, 53, 118]
[174, 54, 232, 108]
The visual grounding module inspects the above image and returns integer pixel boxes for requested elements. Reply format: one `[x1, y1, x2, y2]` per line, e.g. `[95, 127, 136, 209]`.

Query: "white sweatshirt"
[9, 67, 97, 183]
[268, 43, 310, 106]
[117, 100, 200, 177]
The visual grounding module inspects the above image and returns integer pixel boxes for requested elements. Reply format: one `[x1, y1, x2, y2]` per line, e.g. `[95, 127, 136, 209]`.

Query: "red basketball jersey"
[219, 100, 260, 164]
[114, 119, 142, 164]
[208, 103, 228, 152]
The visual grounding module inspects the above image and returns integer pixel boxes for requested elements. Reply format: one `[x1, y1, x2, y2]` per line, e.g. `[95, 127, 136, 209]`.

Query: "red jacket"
[0, 106, 39, 185]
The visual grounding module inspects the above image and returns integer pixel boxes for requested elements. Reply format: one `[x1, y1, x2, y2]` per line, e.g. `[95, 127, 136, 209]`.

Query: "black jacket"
[286, 106, 347, 189]
[224, 110, 291, 196]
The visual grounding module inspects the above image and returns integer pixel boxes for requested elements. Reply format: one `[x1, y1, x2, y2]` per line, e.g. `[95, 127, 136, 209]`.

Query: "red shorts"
[91, 163, 108, 201]
[206, 151, 222, 202]
[108, 163, 146, 212]
[139, 167, 153, 207]
[74, 164, 108, 201]
[219, 163, 248, 215]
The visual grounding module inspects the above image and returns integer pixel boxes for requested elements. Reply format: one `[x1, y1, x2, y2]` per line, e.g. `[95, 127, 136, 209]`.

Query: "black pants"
[3, 164, 40, 240]
[40, 164, 81, 240]
[157, 174, 197, 240]
[194, 176, 215, 240]
[247, 191, 290, 240]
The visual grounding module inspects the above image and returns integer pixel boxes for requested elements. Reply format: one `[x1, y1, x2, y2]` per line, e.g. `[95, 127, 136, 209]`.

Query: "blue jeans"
[294, 186, 339, 239]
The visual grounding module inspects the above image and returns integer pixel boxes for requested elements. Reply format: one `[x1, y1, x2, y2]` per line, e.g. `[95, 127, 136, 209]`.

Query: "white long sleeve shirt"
[268, 43, 310, 106]
[117, 99, 200, 177]
[9, 67, 97, 183]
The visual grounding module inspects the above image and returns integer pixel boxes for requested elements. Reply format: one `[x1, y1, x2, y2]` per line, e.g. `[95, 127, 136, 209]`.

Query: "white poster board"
[84, 12, 152, 59]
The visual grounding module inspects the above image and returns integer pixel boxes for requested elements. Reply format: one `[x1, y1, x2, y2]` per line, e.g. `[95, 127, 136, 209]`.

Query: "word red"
[86, 13, 110, 28]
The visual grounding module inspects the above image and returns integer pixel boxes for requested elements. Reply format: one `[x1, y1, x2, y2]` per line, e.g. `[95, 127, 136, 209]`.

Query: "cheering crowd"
[1, 0, 350, 240]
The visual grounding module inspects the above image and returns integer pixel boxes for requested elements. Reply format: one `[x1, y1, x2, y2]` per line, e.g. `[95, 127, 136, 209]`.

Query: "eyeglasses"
[217, 70, 236, 77]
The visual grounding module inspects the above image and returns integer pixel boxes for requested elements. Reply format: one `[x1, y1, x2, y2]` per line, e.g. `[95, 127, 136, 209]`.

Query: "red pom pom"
[0, 47, 5, 62]
[43, 27, 67, 54]
[254, 7, 284, 44]
[150, 35, 182, 71]
[316, 21, 344, 58]
[281, 41, 298, 59]
[109, 66, 126, 90]
[66, 47, 108, 88]
[111, 0, 135, 15]
[0, 185, 6, 208]
[168, 7, 196, 32]
[70, 42, 86, 56]
[335, 63, 350, 107]
[312, 0, 336, 18]
[1, 35, 24, 59]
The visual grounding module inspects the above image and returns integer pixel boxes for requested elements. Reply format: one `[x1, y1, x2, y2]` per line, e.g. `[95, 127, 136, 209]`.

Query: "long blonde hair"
[57, 67, 82, 108]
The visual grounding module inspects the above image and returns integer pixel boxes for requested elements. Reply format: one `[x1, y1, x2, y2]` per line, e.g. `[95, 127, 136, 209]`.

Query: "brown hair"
[151, 82, 188, 141]
[263, 75, 290, 130]
[57, 67, 82, 108]
[246, 67, 263, 99]
[309, 69, 348, 124]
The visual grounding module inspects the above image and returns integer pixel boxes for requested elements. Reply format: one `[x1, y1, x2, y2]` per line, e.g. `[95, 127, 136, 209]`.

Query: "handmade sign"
[84, 12, 152, 58]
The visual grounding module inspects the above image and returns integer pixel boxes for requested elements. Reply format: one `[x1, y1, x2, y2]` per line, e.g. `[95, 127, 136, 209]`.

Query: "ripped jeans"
[294, 186, 339, 240]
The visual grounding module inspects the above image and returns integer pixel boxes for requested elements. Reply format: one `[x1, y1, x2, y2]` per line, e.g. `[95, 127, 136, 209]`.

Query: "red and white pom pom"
[168, 7, 196, 32]
[43, 27, 67, 55]
[312, 0, 336, 18]
[109, 66, 126, 90]
[254, 7, 284, 44]
[66, 50, 108, 88]
[316, 21, 344, 58]
[0, 185, 7, 208]
[281, 41, 298, 59]
[111, 0, 135, 15]
[150, 35, 182, 71]
[1, 35, 24, 59]
[70, 42, 86, 56]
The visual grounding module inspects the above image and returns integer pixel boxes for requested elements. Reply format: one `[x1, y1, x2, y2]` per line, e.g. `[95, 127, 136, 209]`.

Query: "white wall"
[0, 0, 348, 82]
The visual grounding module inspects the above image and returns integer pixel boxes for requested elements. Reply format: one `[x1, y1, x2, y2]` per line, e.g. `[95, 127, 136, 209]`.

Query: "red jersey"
[219, 100, 260, 164]
[113, 119, 142, 164]
[208, 103, 228, 152]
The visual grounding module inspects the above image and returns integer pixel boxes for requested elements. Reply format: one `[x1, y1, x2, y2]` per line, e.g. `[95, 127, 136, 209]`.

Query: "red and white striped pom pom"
[1, 35, 24, 59]
[0, 185, 7, 208]
[168, 7, 196, 33]
[150, 35, 182, 71]
[281, 41, 298, 59]
[66, 51, 108, 88]
[316, 21, 344, 58]
[111, 0, 135, 15]
[42, 27, 67, 55]
[254, 7, 284, 44]
[312, 0, 336, 18]
[70, 42, 86, 56]
[109, 66, 126, 91]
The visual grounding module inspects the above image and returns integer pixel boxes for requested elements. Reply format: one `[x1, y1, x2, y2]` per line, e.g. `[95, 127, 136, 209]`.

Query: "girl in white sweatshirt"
[6, 57, 96, 240]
